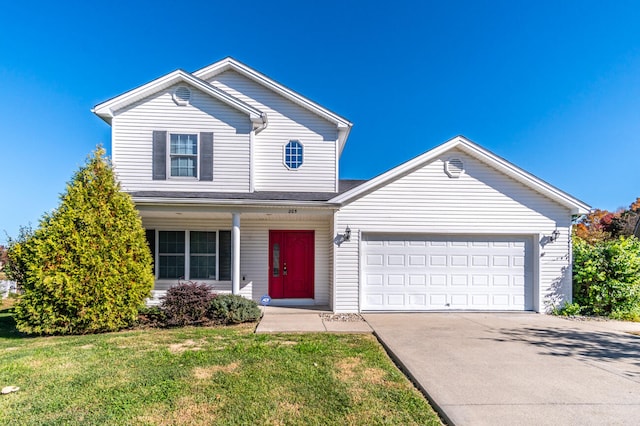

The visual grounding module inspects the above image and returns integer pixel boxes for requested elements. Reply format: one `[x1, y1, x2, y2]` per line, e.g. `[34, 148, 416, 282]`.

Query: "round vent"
[173, 86, 191, 105]
[445, 158, 464, 178]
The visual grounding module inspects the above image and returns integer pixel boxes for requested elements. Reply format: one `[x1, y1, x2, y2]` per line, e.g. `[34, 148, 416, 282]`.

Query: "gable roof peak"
[193, 57, 353, 154]
[330, 134, 590, 215]
[92, 68, 266, 129]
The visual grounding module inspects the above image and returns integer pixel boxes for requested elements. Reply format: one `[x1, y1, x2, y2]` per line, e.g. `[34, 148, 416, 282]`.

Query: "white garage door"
[361, 234, 533, 311]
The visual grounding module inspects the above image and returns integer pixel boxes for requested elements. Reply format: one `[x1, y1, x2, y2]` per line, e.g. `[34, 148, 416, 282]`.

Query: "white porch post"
[231, 213, 241, 295]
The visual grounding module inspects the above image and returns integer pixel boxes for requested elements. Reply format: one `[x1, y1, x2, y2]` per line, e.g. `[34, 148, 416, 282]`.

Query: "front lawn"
[0, 303, 441, 425]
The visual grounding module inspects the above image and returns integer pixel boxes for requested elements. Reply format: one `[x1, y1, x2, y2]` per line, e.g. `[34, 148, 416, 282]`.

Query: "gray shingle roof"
[129, 179, 368, 203]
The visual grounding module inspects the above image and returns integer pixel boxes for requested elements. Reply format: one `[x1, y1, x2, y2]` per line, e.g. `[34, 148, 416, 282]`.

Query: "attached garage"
[361, 234, 534, 311]
[330, 137, 590, 314]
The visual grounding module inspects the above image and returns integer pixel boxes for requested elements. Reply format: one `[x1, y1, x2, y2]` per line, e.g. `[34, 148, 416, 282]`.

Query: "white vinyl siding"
[334, 149, 572, 313]
[206, 70, 338, 192]
[111, 84, 252, 192]
[142, 215, 332, 306]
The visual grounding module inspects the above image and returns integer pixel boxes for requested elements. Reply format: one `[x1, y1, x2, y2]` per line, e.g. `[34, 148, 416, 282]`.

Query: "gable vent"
[445, 158, 464, 178]
[173, 86, 191, 106]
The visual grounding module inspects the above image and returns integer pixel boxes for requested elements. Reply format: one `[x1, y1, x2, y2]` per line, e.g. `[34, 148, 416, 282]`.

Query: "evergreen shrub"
[9, 147, 154, 334]
[209, 294, 261, 324]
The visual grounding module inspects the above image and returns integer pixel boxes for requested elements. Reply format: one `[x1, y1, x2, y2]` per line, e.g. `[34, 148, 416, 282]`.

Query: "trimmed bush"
[136, 306, 166, 328]
[209, 294, 261, 324]
[9, 147, 154, 335]
[573, 236, 640, 320]
[161, 281, 215, 326]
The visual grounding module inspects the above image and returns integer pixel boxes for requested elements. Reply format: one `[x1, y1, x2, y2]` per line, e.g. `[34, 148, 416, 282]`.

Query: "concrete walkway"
[364, 313, 640, 426]
[255, 306, 372, 333]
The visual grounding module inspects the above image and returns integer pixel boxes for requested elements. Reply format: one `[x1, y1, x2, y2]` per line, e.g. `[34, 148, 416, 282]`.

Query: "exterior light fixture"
[344, 226, 351, 242]
[334, 226, 352, 246]
[549, 229, 560, 243]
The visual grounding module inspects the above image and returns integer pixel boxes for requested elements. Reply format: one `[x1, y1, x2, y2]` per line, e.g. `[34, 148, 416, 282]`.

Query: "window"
[170, 133, 198, 177]
[158, 231, 185, 279]
[157, 230, 231, 280]
[284, 140, 303, 169]
[189, 231, 216, 279]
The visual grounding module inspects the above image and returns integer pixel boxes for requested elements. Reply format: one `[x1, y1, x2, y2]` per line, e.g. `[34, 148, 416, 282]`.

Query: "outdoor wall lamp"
[334, 226, 352, 247]
[549, 229, 560, 243]
[343, 226, 351, 242]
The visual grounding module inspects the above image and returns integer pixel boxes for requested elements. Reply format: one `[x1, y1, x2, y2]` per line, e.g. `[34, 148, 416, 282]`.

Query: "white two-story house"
[93, 57, 589, 313]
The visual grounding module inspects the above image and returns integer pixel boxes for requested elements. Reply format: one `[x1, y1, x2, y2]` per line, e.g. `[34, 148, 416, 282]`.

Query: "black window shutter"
[218, 230, 231, 281]
[200, 132, 214, 181]
[152, 131, 167, 180]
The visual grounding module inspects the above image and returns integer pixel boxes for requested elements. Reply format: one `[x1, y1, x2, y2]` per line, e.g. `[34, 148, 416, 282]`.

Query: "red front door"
[269, 230, 314, 299]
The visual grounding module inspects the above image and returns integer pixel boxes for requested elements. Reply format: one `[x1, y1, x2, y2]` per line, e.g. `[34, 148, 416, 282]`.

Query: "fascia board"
[131, 197, 340, 209]
[331, 135, 591, 214]
[194, 57, 353, 130]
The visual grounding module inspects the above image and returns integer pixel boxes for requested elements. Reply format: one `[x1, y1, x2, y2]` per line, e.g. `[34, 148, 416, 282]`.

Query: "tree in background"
[573, 198, 640, 242]
[8, 147, 154, 334]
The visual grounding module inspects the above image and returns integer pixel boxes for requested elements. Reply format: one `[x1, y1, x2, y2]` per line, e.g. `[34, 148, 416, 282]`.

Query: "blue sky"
[1, 0, 640, 242]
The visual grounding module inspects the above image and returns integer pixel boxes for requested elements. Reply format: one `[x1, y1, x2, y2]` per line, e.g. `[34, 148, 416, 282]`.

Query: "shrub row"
[137, 281, 262, 327]
[559, 236, 640, 321]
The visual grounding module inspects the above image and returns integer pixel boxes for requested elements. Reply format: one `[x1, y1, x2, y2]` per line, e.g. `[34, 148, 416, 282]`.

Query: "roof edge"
[92, 69, 265, 126]
[193, 57, 353, 150]
[331, 135, 590, 214]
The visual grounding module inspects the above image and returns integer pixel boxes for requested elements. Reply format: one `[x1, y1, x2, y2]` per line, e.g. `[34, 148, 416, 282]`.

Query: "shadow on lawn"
[0, 307, 25, 339]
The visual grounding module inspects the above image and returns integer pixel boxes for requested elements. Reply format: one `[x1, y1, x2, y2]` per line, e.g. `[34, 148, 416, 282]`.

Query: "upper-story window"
[284, 140, 303, 169]
[170, 133, 198, 177]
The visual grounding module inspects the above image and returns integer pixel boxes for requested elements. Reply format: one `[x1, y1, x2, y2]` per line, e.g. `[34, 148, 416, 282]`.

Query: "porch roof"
[129, 180, 367, 204]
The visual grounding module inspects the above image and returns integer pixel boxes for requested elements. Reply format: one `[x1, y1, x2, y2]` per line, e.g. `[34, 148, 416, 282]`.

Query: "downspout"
[250, 113, 268, 193]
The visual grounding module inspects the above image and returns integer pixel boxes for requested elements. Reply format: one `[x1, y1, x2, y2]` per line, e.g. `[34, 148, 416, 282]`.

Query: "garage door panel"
[366, 254, 383, 266]
[408, 294, 427, 306]
[362, 234, 533, 311]
[409, 275, 426, 286]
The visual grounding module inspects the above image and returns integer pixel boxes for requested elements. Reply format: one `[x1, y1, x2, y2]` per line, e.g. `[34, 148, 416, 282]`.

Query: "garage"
[361, 234, 534, 311]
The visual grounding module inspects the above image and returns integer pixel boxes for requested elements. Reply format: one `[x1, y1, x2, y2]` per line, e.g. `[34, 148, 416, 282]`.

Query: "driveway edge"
[371, 330, 454, 426]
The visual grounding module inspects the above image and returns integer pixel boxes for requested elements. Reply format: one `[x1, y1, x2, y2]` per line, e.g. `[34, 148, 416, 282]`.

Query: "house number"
[288, 209, 298, 214]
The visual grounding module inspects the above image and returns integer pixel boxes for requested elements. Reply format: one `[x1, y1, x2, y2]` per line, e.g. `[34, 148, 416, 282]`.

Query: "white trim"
[172, 86, 191, 106]
[231, 213, 241, 295]
[133, 198, 340, 209]
[533, 233, 542, 312]
[330, 135, 590, 214]
[334, 135, 340, 192]
[249, 130, 255, 192]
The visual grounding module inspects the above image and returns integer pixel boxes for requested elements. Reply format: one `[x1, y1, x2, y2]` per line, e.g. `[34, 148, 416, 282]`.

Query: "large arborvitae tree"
[12, 147, 154, 334]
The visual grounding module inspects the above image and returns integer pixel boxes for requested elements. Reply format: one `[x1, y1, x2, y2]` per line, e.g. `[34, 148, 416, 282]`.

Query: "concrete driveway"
[364, 313, 640, 426]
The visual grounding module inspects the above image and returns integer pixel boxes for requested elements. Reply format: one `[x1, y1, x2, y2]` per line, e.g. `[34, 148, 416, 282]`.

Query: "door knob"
[283, 262, 287, 276]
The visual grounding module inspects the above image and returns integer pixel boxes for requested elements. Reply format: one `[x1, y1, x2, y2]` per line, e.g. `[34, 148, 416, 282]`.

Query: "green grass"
[0, 302, 441, 425]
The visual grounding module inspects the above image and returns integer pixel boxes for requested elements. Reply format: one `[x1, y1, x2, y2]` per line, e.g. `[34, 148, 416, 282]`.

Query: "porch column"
[231, 213, 241, 295]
